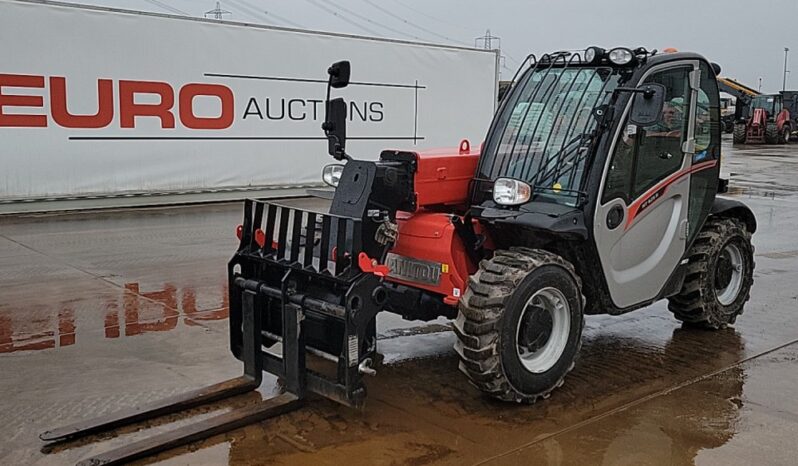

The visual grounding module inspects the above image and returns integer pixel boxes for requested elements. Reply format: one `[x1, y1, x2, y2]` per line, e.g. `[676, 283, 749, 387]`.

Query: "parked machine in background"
[41, 47, 757, 465]
[734, 92, 795, 144]
[720, 92, 736, 133]
[717, 77, 759, 136]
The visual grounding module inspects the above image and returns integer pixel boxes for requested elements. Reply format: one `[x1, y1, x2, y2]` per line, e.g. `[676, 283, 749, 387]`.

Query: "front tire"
[782, 126, 791, 144]
[668, 218, 754, 329]
[732, 123, 747, 144]
[453, 248, 584, 403]
[765, 122, 780, 144]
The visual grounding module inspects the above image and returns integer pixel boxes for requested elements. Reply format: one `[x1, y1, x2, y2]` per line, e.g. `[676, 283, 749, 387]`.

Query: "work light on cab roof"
[583, 46, 651, 65]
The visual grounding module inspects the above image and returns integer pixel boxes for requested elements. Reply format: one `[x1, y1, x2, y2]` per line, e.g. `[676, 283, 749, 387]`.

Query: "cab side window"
[603, 66, 692, 204]
[687, 63, 722, 243]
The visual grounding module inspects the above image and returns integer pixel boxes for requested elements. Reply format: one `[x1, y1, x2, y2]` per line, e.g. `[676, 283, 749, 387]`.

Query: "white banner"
[0, 0, 498, 202]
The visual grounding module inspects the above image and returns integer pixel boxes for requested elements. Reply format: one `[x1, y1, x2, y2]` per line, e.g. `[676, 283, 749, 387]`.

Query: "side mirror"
[323, 98, 347, 160]
[629, 83, 666, 127]
[328, 61, 350, 89]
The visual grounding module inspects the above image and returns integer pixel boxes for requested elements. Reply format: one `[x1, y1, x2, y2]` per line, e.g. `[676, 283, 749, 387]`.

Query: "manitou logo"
[0, 73, 234, 129]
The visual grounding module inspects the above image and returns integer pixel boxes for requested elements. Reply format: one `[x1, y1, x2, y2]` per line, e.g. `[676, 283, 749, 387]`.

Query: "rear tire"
[668, 218, 754, 329]
[723, 120, 734, 134]
[453, 248, 584, 403]
[732, 123, 747, 144]
[765, 123, 780, 144]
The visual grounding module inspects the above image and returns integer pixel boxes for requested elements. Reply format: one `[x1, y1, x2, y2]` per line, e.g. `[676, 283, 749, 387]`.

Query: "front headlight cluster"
[493, 178, 532, 206]
[322, 164, 344, 187]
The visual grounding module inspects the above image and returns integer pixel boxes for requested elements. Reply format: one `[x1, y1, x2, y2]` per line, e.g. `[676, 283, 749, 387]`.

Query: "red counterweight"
[411, 139, 479, 209]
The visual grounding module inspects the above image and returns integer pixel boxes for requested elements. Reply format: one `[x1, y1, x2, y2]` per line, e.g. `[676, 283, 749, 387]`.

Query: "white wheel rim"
[515, 287, 571, 373]
[716, 243, 744, 306]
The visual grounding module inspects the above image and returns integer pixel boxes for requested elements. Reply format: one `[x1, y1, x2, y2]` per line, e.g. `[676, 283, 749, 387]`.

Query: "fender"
[711, 196, 757, 233]
[776, 109, 791, 131]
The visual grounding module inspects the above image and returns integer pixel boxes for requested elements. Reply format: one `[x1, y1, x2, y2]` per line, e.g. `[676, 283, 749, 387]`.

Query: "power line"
[142, 0, 189, 15]
[229, 0, 308, 28]
[218, 0, 262, 23]
[503, 52, 521, 66]
[389, 0, 522, 65]
[304, 0, 384, 37]
[263, 9, 307, 29]
[360, 0, 471, 47]
[224, 0, 293, 27]
[389, 0, 473, 33]
[326, 1, 425, 41]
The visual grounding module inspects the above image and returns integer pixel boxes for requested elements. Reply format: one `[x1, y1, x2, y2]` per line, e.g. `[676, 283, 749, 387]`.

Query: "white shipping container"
[0, 0, 499, 209]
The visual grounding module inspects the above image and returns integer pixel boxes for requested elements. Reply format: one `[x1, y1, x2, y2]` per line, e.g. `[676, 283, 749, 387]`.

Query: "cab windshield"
[751, 95, 776, 113]
[479, 66, 620, 206]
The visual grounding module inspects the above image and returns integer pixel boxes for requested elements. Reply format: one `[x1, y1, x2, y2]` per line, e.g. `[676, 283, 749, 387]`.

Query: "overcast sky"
[57, 0, 798, 93]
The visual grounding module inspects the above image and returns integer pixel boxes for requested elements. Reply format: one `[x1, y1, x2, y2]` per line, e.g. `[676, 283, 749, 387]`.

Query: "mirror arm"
[323, 76, 332, 124]
[322, 121, 350, 161]
[614, 86, 656, 99]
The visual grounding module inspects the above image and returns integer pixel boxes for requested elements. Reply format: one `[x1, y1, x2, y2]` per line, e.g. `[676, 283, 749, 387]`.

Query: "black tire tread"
[667, 217, 755, 329]
[453, 247, 583, 403]
[732, 123, 746, 144]
[765, 122, 780, 144]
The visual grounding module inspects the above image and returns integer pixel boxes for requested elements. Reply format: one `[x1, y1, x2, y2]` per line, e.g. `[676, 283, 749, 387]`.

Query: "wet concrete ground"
[2, 137, 798, 465]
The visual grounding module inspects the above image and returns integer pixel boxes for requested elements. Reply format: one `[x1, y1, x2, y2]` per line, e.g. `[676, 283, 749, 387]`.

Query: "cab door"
[594, 61, 700, 309]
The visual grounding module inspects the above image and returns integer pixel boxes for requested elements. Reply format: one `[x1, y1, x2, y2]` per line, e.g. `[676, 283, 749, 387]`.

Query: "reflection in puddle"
[0, 283, 229, 353]
[0, 308, 75, 352]
[505, 327, 746, 465]
[142, 327, 748, 466]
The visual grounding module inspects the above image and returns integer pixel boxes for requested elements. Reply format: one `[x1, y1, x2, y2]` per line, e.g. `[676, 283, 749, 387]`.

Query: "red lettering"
[49, 77, 114, 129]
[104, 300, 120, 339]
[1, 76, 236, 130]
[118, 80, 175, 128]
[179, 83, 234, 129]
[123, 283, 179, 336]
[58, 308, 76, 347]
[0, 74, 47, 127]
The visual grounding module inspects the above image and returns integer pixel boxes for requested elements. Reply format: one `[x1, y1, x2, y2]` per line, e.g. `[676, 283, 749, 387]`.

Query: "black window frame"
[601, 64, 694, 205]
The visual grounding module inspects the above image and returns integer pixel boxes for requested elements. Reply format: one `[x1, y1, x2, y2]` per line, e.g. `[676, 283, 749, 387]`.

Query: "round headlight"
[584, 46, 604, 64]
[493, 178, 532, 206]
[608, 47, 634, 65]
[322, 164, 344, 187]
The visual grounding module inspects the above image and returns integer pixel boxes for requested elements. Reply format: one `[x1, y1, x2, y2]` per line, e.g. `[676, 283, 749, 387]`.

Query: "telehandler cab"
[42, 47, 756, 465]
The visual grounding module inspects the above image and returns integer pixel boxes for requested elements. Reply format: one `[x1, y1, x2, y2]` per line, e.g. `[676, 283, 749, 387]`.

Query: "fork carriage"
[229, 198, 388, 407]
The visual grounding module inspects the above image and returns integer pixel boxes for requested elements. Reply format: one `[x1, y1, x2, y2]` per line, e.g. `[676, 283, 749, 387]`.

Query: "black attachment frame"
[229, 198, 384, 408]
